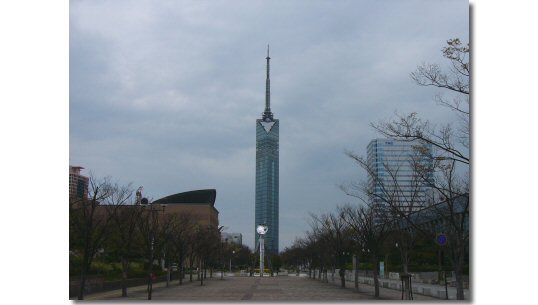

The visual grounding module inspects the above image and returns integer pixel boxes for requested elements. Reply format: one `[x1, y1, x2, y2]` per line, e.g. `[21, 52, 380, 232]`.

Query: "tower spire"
[263, 44, 273, 121]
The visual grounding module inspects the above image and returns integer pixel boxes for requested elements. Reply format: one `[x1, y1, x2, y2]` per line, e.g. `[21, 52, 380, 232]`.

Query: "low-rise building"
[221, 232, 243, 245]
[153, 189, 219, 228]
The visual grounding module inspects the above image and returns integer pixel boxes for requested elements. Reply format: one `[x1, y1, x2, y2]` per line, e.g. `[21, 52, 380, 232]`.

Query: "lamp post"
[436, 233, 449, 300]
[361, 248, 370, 277]
[353, 251, 359, 289]
[217, 225, 225, 280]
[141, 200, 166, 300]
[229, 250, 235, 273]
[256, 224, 268, 277]
[395, 242, 398, 276]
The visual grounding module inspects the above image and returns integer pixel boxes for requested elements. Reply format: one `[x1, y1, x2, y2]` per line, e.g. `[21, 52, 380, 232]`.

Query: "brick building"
[69, 165, 89, 199]
[153, 189, 219, 228]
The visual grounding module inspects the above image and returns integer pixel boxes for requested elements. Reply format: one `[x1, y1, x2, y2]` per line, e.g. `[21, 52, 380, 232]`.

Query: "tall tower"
[255, 45, 279, 254]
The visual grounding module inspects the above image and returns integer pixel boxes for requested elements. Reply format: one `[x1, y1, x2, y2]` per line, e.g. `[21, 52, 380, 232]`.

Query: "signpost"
[436, 233, 447, 246]
[379, 262, 384, 278]
[436, 233, 449, 299]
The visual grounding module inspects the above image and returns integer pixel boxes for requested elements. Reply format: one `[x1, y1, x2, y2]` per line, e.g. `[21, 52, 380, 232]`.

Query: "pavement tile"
[85, 275, 440, 301]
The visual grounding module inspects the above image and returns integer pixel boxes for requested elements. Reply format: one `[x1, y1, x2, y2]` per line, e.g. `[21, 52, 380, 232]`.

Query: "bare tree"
[187, 228, 198, 283]
[306, 221, 329, 282]
[342, 148, 431, 270]
[365, 38, 470, 299]
[373, 38, 469, 166]
[154, 213, 180, 288]
[69, 176, 131, 300]
[305, 232, 328, 282]
[189, 225, 220, 286]
[107, 191, 143, 297]
[169, 213, 194, 285]
[340, 204, 390, 298]
[309, 212, 352, 288]
[136, 201, 166, 300]
[281, 238, 309, 276]
[416, 157, 469, 299]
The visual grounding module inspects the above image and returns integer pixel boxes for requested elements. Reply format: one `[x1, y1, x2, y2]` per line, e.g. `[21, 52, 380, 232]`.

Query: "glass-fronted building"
[367, 139, 433, 221]
[255, 118, 279, 254]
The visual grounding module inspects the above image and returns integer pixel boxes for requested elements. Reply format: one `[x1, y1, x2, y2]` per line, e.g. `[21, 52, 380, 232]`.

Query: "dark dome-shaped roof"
[154, 189, 216, 207]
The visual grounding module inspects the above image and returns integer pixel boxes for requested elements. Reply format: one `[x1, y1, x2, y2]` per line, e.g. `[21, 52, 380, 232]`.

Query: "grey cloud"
[70, 0, 469, 250]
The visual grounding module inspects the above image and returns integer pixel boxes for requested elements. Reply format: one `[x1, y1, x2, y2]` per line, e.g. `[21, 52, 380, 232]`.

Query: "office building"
[255, 46, 279, 254]
[367, 139, 433, 220]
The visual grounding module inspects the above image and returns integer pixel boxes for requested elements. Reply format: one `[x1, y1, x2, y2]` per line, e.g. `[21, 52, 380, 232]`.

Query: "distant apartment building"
[367, 139, 433, 220]
[69, 165, 89, 199]
[221, 232, 243, 246]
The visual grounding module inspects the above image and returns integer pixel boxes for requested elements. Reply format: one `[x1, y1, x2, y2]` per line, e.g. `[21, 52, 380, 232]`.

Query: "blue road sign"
[436, 233, 447, 246]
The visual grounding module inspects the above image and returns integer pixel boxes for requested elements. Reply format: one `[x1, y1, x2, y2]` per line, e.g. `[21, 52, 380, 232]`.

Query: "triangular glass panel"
[260, 121, 275, 133]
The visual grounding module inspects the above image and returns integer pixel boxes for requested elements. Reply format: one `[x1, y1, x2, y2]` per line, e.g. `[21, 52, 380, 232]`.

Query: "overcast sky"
[69, 0, 469, 250]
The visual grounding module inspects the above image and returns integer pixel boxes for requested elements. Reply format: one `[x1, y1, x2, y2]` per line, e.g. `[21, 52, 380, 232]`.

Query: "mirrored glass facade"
[255, 118, 279, 254]
[367, 139, 434, 222]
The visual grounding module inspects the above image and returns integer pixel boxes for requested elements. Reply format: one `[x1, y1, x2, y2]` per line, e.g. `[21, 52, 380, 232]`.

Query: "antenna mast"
[262, 44, 273, 121]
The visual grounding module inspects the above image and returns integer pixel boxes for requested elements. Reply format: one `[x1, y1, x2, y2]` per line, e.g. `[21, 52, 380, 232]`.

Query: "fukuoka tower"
[255, 46, 279, 254]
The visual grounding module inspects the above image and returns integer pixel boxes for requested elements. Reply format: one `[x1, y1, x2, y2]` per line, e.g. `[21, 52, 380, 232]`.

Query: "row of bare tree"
[282, 188, 468, 298]
[281, 38, 469, 300]
[69, 180, 233, 300]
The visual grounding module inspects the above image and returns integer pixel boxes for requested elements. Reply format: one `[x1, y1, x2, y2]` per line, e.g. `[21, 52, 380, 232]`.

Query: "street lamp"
[361, 248, 370, 277]
[230, 250, 235, 273]
[141, 200, 166, 300]
[256, 224, 268, 277]
[217, 225, 225, 280]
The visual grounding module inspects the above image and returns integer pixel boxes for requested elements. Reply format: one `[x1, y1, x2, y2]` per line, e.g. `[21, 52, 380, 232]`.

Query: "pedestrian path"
[319, 272, 470, 300]
[83, 275, 439, 301]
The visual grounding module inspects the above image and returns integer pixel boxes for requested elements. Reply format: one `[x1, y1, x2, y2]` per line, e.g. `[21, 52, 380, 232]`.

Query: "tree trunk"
[455, 271, 464, 300]
[121, 258, 128, 297]
[454, 244, 465, 300]
[166, 260, 171, 288]
[354, 255, 359, 290]
[179, 259, 184, 285]
[384, 253, 389, 279]
[200, 260, 204, 286]
[373, 258, 380, 298]
[189, 259, 194, 282]
[339, 268, 346, 288]
[399, 245, 412, 300]
[78, 251, 90, 300]
[403, 247, 409, 274]
[78, 271, 87, 300]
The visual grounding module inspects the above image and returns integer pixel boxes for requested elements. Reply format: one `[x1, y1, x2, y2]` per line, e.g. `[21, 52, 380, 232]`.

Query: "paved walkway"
[84, 276, 438, 301]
